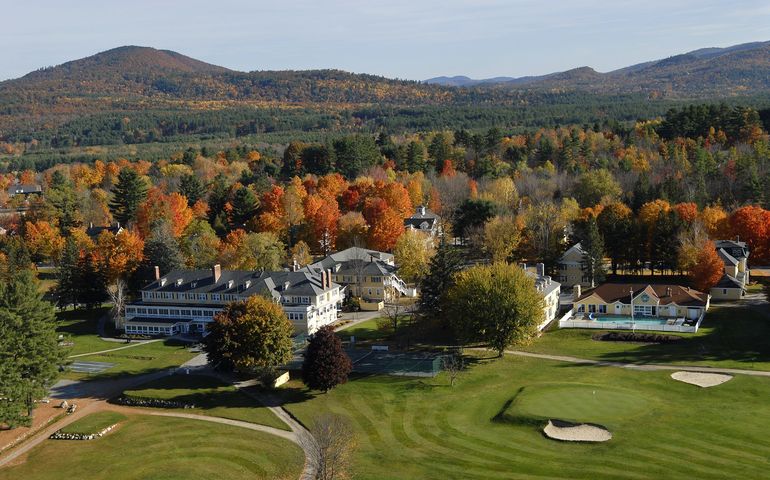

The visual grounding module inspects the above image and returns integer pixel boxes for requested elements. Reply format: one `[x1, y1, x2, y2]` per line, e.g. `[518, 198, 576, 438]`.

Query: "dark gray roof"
[85, 224, 122, 238]
[7, 184, 42, 195]
[141, 267, 338, 301]
[713, 274, 743, 289]
[717, 248, 739, 267]
[310, 247, 395, 277]
[715, 240, 749, 260]
[404, 206, 440, 230]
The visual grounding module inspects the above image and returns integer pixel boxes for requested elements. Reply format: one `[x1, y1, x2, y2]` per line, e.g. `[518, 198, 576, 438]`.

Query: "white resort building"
[124, 264, 341, 337]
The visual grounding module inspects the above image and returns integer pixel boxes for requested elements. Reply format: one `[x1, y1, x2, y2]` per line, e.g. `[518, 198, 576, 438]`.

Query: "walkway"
[504, 349, 770, 377]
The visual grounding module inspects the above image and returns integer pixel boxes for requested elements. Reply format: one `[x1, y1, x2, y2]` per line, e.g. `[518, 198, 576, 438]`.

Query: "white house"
[124, 264, 341, 337]
[524, 263, 561, 331]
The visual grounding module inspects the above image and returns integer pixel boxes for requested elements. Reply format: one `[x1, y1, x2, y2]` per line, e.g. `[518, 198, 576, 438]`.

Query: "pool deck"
[558, 313, 700, 333]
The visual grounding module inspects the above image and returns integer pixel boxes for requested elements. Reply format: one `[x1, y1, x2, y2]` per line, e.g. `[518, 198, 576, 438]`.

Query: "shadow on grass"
[490, 387, 543, 428]
[592, 307, 770, 367]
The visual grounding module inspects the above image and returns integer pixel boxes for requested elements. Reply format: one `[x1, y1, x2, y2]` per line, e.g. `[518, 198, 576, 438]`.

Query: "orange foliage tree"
[304, 194, 340, 253]
[24, 220, 65, 262]
[136, 188, 193, 238]
[729, 206, 770, 264]
[690, 240, 724, 292]
[94, 229, 145, 282]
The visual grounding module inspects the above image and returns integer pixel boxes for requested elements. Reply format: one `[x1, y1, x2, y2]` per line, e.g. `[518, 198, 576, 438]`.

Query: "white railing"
[389, 274, 418, 297]
[559, 319, 697, 333]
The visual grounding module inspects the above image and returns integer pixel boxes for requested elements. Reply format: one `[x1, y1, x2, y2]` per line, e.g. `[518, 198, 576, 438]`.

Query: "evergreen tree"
[76, 252, 106, 309]
[0, 269, 63, 427]
[580, 216, 606, 288]
[55, 237, 80, 309]
[179, 174, 206, 207]
[46, 170, 80, 233]
[143, 220, 184, 276]
[109, 168, 148, 225]
[302, 325, 352, 393]
[418, 242, 463, 318]
[229, 187, 259, 230]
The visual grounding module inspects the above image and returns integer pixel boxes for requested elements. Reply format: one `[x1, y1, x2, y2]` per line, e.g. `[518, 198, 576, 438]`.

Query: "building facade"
[404, 205, 441, 238]
[556, 243, 589, 288]
[711, 240, 750, 300]
[125, 265, 341, 337]
[574, 283, 709, 320]
[310, 247, 416, 306]
[526, 263, 562, 331]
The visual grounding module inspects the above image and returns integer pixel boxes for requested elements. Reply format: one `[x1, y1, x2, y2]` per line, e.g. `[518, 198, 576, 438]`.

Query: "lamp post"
[629, 287, 635, 333]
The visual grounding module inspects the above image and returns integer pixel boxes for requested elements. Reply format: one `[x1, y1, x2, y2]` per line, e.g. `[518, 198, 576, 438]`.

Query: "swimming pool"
[592, 316, 668, 326]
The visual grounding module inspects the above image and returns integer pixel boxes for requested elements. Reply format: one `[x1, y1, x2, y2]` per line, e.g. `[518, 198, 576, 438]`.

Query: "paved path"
[67, 339, 162, 359]
[504, 349, 770, 377]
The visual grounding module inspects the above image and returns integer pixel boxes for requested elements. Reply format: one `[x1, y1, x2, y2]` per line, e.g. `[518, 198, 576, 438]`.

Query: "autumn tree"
[109, 167, 148, 225]
[729, 206, 770, 264]
[445, 263, 544, 356]
[203, 295, 294, 372]
[393, 229, 435, 282]
[94, 229, 144, 282]
[24, 220, 65, 263]
[290, 240, 313, 268]
[304, 193, 340, 254]
[690, 240, 724, 292]
[219, 230, 285, 271]
[180, 219, 221, 269]
[136, 189, 194, 238]
[336, 212, 368, 250]
[483, 216, 521, 263]
[301, 325, 353, 393]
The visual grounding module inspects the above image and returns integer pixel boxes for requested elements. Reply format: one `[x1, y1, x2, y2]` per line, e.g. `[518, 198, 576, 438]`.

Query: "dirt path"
[504, 349, 770, 377]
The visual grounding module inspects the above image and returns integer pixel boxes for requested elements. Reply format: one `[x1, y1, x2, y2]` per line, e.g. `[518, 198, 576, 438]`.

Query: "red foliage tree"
[301, 325, 352, 393]
[729, 206, 770, 264]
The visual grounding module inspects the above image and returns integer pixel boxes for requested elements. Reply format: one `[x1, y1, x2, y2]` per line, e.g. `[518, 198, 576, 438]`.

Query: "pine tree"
[55, 237, 80, 309]
[179, 174, 206, 206]
[109, 168, 148, 225]
[302, 325, 352, 393]
[418, 242, 463, 318]
[229, 187, 259, 230]
[0, 269, 63, 427]
[76, 252, 106, 309]
[580, 216, 606, 288]
[143, 220, 184, 276]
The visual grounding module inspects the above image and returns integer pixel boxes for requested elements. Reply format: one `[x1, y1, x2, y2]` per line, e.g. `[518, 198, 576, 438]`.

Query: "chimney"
[212, 264, 221, 283]
[292, 258, 299, 272]
[154, 266, 161, 281]
[573, 285, 582, 301]
[666, 287, 672, 297]
[536, 263, 545, 277]
[89, 222, 94, 229]
[418, 205, 426, 216]
[327, 269, 333, 288]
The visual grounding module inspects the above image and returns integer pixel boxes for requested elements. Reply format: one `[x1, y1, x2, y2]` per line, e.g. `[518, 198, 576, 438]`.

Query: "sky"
[2, 0, 770, 81]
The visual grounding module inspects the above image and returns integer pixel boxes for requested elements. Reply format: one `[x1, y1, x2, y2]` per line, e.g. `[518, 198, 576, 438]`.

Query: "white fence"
[558, 307, 702, 333]
[558, 319, 698, 333]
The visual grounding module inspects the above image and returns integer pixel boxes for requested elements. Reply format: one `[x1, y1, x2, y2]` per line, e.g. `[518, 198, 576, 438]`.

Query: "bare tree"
[382, 289, 404, 334]
[442, 349, 465, 387]
[300, 414, 356, 480]
[107, 279, 128, 330]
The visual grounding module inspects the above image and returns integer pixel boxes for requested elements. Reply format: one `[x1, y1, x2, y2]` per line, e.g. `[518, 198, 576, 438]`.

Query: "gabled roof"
[717, 248, 739, 267]
[310, 247, 396, 276]
[7, 184, 42, 195]
[576, 283, 708, 307]
[715, 240, 749, 260]
[559, 242, 586, 263]
[85, 224, 123, 238]
[713, 274, 743, 290]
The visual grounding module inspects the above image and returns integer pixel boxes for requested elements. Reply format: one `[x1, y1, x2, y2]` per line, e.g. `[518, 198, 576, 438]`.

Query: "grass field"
[60, 412, 127, 434]
[62, 340, 198, 381]
[277, 353, 770, 480]
[56, 307, 115, 356]
[0, 415, 303, 480]
[123, 374, 287, 430]
[525, 306, 770, 370]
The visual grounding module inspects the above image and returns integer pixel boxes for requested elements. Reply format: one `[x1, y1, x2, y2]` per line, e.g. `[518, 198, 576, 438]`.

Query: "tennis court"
[346, 348, 443, 377]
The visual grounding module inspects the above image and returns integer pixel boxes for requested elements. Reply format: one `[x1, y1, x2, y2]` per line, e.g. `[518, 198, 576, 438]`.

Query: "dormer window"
[176, 278, 183, 286]
[160, 278, 167, 287]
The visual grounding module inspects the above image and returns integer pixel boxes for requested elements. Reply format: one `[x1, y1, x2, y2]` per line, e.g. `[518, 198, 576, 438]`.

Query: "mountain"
[2, 42, 770, 149]
[425, 40, 770, 95]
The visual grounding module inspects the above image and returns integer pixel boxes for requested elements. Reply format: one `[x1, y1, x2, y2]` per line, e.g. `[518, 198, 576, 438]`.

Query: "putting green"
[508, 383, 656, 426]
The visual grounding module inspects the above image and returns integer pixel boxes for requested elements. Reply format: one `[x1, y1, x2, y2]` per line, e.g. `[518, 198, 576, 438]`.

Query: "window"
[212, 294, 221, 301]
[723, 289, 727, 294]
[371, 276, 382, 283]
[598, 305, 607, 314]
[588, 304, 596, 313]
[634, 305, 655, 316]
[577, 304, 585, 313]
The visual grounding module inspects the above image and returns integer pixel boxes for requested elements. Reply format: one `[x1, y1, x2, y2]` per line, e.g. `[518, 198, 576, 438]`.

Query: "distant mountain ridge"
[425, 40, 770, 93]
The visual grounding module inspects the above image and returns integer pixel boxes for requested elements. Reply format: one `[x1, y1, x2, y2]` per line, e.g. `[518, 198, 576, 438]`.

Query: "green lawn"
[56, 307, 115, 356]
[276, 353, 770, 480]
[123, 374, 288, 431]
[63, 340, 198, 381]
[525, 305, 770, 370]
[60, 412, 127, 434]
[337, 318, 391, 342]
[0, 415, 303, 480]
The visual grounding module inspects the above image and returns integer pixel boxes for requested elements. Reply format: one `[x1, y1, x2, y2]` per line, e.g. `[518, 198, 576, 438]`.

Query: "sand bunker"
[543, 419, 612, 442]
[671, 371, 733, 388]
